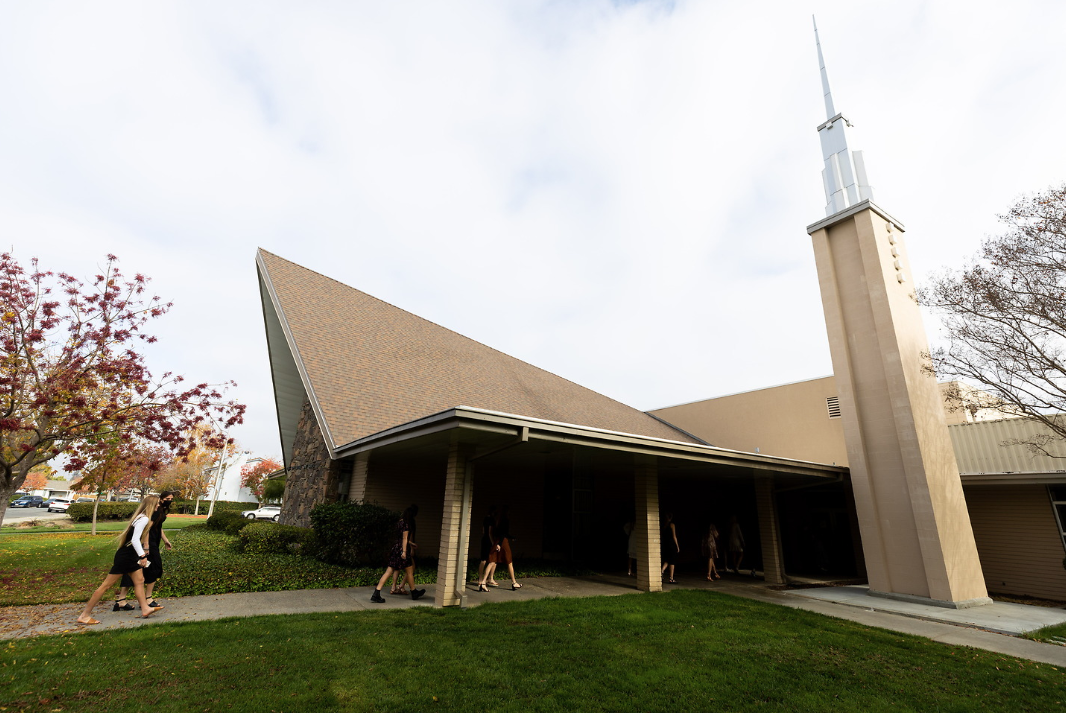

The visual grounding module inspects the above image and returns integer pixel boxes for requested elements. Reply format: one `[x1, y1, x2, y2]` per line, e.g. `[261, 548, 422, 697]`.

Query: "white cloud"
[1, 0, 1064, 456]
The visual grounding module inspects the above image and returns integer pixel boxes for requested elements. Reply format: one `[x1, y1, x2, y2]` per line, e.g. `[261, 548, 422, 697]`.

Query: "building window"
[826, 396, 842, 419]
[1049, 486, 1066, 552]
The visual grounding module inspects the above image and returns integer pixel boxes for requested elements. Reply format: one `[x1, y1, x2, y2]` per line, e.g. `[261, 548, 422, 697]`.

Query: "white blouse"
[130, 514, 150, 557]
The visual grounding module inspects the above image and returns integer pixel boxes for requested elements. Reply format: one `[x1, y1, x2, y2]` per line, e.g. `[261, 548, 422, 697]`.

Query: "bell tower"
[805, 19, 989, 607]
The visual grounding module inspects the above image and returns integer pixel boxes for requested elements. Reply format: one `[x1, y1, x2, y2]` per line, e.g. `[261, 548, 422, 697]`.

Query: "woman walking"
[75, 496, 164, 625]
[476, 506, 499, 589]
[115, 491, 175, 610]
[661, 512, 679, 584]
[389, 504, 420, 595]
[704, 522, 721, 581]
[491, 505, 522, 590]
[370, 505, 425, 603]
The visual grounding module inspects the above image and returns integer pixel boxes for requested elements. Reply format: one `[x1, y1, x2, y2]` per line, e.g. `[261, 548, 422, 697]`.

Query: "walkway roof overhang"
[336, 405, 848, 484]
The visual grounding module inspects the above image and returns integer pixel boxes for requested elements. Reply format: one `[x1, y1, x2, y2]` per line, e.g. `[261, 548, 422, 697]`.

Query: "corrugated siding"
[950, 418, 1066, 474]
[964, 484, 1066, 600]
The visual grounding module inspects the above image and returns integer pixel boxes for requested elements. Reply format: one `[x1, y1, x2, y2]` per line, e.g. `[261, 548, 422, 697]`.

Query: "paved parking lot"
[2, 508, 71, 524]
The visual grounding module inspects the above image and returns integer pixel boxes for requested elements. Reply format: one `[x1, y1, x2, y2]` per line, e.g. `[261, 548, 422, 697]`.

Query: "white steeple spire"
[813, 17, 874, 217]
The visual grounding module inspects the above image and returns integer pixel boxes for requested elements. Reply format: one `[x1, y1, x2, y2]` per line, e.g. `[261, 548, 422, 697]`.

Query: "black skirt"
[109, 545, 144, 575]
[120, 543, 161, 586]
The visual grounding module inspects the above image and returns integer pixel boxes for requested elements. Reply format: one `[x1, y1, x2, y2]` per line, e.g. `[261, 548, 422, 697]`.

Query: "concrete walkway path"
[3, 572, 1066, 667]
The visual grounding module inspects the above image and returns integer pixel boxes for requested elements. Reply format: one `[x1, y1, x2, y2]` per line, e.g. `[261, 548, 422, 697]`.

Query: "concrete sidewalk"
[3, 572, 1066, 667]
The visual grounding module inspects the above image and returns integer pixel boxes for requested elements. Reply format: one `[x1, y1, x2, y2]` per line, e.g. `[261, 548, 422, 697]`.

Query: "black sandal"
[113, 599, 134, 612]
[477, 584, 488, 592]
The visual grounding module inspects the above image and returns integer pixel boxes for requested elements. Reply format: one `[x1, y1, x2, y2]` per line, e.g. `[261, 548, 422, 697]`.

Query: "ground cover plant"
[2, 590, 1063, 713]
[0, 528, 591, 605]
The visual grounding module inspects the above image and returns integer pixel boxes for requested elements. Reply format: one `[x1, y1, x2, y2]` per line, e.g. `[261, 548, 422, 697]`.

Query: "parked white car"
[241, 505, 281, 522]
[47, 499, 72, 513]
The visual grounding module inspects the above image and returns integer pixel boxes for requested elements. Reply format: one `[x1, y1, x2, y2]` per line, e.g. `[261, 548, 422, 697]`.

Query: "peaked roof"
[257, 249, 698, 461]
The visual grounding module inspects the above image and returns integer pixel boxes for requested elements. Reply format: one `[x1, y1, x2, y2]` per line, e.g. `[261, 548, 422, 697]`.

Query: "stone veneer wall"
[282, 397, 344, 527]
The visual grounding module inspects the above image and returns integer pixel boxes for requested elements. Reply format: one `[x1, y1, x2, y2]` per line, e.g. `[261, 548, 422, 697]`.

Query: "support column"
[436, 442, 474, 608]
[347, 451, 369, 503]
[634, 454, 662, 593]
[754, 473, 785, 585]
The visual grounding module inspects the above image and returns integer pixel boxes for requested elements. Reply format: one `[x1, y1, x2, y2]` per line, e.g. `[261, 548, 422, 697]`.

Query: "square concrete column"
[754, 472, 785, 585]
[435, 442, 474, 608]
[347, 451, 369, 503]
[634, 454, 662, 592]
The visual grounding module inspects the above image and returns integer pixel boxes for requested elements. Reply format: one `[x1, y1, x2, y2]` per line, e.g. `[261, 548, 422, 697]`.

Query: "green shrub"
[310, 501, 398, 567]
[207, 510, 255, 535]
[67, 502, 138, 522]
[238, 522, 317, 555]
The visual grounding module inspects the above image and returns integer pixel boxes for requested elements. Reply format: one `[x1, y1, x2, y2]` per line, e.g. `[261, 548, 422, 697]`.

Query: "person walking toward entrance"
[491, 505, 522, 590]
[703, 522, 721, 580]
[370, 505, 425, 603]
[476, 505, 499, 589]
[728, 515, 745, 573]
[623, 519, 637, 576]
[75, 496, 164, 625]
[661, 512, 679, 584]
[115, 491, 175, 610]
[390, 503, 420, 595]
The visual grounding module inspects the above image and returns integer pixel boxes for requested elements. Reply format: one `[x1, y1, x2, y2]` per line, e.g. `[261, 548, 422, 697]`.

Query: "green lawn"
[1, 590, 1062, 713]
[1025, 622, 1066, 645]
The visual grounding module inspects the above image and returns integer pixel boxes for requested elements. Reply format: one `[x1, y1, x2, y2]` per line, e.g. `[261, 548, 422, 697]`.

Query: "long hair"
[116, 495, 160, 548]
[401, 504, 419, 523]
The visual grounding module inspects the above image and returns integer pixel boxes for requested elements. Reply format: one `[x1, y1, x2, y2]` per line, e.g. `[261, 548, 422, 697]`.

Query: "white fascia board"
[334, 405, 847, 478]
[256, 252, 338, 463]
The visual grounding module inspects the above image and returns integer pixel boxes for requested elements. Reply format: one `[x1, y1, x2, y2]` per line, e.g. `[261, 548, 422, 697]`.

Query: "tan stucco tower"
[805, 22, 989, 608]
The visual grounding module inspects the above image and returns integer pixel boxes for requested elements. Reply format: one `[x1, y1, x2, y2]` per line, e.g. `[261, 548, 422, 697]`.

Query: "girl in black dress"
[75, 496, 165, 625]
[115, 491, 175, 610]
[370, 505, 425, 603]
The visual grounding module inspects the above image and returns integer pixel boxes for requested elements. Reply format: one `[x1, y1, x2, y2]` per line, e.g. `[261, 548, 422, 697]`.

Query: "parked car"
[47, 499, 72, 513]
[75, 497, 95, 503]
[9, 495, 44, 508]
[241, 505, 281, 522]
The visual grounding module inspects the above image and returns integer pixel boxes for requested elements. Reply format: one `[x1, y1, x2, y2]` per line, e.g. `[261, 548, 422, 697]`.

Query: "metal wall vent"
[826, 396, 842, 419]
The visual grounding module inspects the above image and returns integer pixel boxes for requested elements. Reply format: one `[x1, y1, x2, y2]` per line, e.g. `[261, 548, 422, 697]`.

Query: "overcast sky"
[3, 1, 1065, 460]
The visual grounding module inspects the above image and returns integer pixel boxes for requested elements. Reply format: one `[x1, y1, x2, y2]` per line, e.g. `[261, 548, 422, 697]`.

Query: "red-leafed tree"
[22, 467, 50, 492]
[241, 457, 282, 503]
[0, 252, 245, 523]
[74, 435, 169, 533]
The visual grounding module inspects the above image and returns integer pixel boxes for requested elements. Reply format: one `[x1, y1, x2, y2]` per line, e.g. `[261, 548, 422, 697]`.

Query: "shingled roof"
[257, 249, 698, 460]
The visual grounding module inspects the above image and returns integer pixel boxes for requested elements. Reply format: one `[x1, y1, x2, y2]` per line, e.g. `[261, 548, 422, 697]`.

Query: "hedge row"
[238, 522, 317, 555]
[206, 510, 254, 536]
[310, 501, 398, 567]
[66, 500, 257, 522]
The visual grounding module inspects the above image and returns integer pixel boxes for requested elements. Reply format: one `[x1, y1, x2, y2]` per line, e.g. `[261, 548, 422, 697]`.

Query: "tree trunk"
[0, 482, 15, 526]
[194, 498, 200, 516]
[91, 496, 101, 536]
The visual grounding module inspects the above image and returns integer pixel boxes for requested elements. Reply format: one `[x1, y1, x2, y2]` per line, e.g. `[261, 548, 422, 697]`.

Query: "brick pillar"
[755, 472, 786, 585]
[435, 442, 474, 608]
[348, 451, 369, 503]
[634, 454, 662, 593]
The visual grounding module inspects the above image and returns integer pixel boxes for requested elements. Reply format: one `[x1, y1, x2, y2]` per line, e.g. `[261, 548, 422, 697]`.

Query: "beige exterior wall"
[964, 484, 1066, 600]
[650, 377, 847, 466]
[649, 379, 1002, 469]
